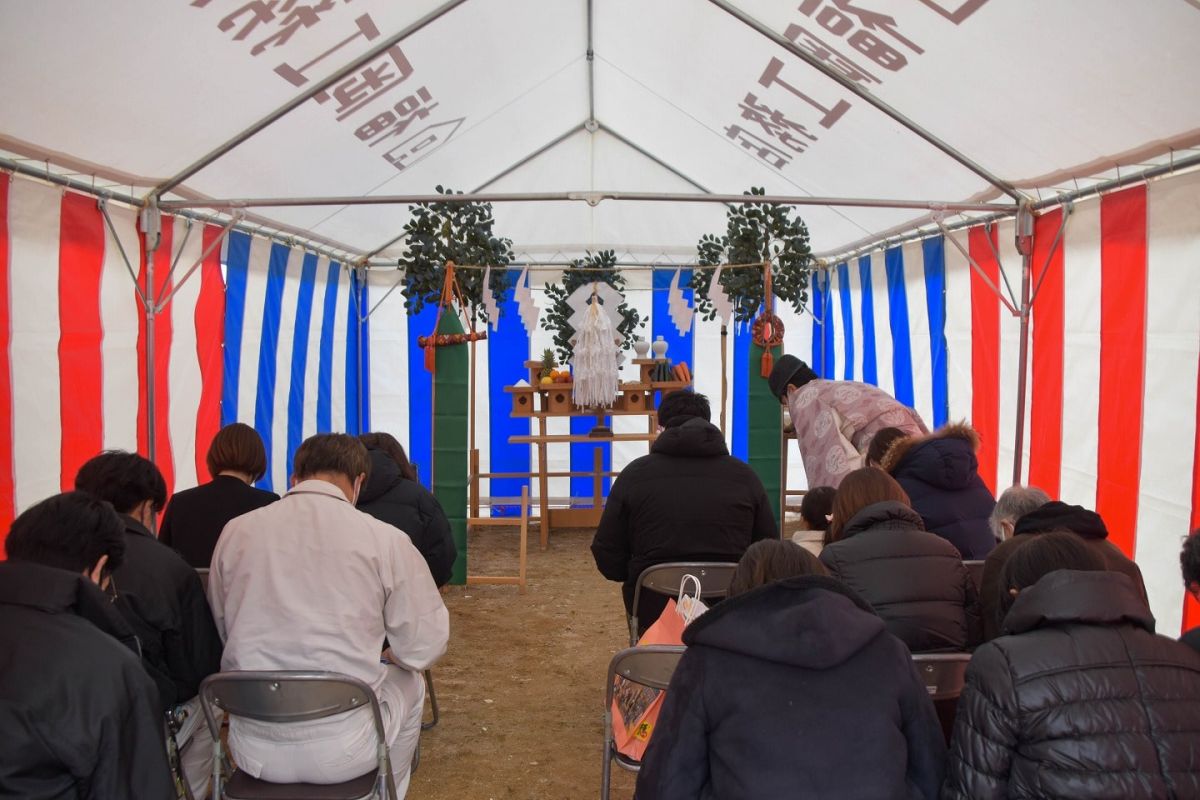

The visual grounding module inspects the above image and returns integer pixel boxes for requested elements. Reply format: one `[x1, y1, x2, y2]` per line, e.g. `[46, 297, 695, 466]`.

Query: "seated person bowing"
[819, 467, 980, 653]
[591, 390, 777, 636]
[74, 450, 223, 799]
[159, 422, 279, 568]
[943, 532, 1200, 799]
[210, 433, 449, 797]
[0, 492, 175, 798]
[636, 539, 945, 800]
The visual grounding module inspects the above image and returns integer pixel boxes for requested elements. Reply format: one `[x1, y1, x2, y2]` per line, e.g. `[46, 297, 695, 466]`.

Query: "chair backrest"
[912, 654, 972, 701]
[629, 562, 739, 645]
[635, 562, 739, 600]
[195, 567, 210, 593]
[963, 560, 984, 594]
[604, 646, 687, 708]
[199, 671, 385, 737]
[200, 671, 396, 800]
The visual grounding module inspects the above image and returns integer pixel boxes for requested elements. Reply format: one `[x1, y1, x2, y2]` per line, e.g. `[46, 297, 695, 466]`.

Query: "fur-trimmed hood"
[881, 422, 982, 491]
[880, 422, 979, 471]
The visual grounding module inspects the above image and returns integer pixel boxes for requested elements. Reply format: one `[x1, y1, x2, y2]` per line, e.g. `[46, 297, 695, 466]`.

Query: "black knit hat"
[768, 355, 819, 401]
[1013, 500, 1109, 540]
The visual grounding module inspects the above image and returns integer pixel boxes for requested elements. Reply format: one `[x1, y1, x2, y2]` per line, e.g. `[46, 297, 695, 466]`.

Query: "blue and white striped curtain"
[221, 230, 369, 494]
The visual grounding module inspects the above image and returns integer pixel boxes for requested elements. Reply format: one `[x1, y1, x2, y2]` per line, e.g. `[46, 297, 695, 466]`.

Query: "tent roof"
[2, 0, 1199, 264]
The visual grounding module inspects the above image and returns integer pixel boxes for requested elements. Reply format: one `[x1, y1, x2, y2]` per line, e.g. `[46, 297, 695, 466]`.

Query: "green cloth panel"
[433, 312, 470, 584]
[747, 342, 783, 530]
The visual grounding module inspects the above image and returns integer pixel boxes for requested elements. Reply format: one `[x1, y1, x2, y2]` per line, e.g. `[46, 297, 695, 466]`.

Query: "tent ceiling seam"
[706, 0, 1025, 203]
[594, 54, 878, 240]
[146, 0, 473, 202]
[299, 52, 587, 240]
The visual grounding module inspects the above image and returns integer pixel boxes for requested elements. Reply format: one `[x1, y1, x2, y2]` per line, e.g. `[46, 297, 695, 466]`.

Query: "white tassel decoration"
[571, 288, 620, 409]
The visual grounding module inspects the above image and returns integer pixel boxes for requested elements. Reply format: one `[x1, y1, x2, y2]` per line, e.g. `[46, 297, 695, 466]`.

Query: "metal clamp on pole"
[139, 197, 162, 476]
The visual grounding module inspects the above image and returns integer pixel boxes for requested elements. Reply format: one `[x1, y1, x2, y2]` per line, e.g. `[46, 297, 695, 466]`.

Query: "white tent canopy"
[3, 0, 1199, 263]
[2, 1, 1200, 631]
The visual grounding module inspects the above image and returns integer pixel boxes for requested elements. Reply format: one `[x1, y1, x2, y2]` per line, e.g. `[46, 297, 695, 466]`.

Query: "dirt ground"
[410, 520, 805, 799]
[409, 525, 639, 800]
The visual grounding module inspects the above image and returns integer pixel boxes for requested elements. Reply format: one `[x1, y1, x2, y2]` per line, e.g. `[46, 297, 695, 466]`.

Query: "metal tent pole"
[1011, 206, 1034, 487]
[158, 191, 1008, 213]
[149, 0, 471, 200]
[705, 0, 1024, 202]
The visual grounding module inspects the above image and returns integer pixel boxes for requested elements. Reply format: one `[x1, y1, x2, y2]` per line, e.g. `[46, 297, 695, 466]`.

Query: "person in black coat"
[357, 431, 457, 586]
[879, 423, 996, 559]
[979, 500, 1149, 641]
[819, 467, 981, 652]
[591, 391, 778, 633]
[0, 492, 175, 799]
[943, 532, 1200, 799]
[636, 539, 946, 800]
[159, 422, 280, 567]
[75, 450, 224, 798]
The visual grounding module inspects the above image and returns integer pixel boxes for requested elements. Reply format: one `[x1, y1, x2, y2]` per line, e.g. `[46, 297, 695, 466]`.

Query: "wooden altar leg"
[537, 414, 550, 550]
[518, 485, 529, 594]
[592, 446, 603, 514]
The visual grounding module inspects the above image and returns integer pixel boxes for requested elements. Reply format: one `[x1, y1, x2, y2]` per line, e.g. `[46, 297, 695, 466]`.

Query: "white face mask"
[351, 475, 364, 505]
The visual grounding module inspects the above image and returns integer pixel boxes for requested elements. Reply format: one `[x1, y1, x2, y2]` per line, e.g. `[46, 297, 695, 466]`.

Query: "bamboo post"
[469, 449, 480, 525]
[720, 325, 729, 436]
[469, 335, 477, 454]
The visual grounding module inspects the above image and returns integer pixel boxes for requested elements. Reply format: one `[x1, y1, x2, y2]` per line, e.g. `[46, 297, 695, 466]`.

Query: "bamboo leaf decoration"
[541, 250, 646, 365]
[397, 185, 514, 323]
[691, 187, 815, 323]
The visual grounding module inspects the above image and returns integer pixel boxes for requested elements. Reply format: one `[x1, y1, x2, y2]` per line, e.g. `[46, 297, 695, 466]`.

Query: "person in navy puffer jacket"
[879, 423, 996, 560]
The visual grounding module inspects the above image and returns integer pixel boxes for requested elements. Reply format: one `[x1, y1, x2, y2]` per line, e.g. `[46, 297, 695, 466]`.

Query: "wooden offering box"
[504, 385, 536, 417]
[542, 385, 574, 413]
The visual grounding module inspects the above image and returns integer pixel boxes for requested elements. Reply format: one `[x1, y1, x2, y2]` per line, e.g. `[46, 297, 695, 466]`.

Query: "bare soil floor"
[409, 525, 638, 800]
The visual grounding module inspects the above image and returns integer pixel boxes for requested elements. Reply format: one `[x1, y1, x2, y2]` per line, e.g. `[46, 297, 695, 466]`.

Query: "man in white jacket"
[209, 433, 449, 797]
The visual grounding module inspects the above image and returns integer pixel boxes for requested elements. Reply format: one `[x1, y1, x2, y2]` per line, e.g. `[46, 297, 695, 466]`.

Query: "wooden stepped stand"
[470, 358, 692, 549]
[466, 485, 529, 594]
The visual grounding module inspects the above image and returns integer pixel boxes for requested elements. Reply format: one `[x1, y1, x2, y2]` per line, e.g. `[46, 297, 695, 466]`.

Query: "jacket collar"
[286, 479, 352, 503]
[840, 501, 925, 539]
[121, 514, 155, 539]
[1002, 569, 1155, 636]
[0, 561, 141, 649]
[650, 417, 729, 458]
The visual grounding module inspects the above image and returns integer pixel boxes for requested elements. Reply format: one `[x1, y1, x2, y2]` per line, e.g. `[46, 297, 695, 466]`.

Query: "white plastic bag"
[676, 573, 709, 625]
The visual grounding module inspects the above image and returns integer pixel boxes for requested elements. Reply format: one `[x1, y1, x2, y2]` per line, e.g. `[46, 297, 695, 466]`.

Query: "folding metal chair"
[421, 670, 439, 731]
[601, 645, 686, 800]
[912, 653, 973, 745]
[629, 562, 738, 645]
[962, 560, 984, 594]
[199, 671, 398, 800]
[195, 567, 210, 593]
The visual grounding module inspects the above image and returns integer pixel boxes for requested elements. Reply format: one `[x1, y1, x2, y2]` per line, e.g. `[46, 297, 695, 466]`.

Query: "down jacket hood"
[841, 500, 926, 539]
[1002, 568, 1154, 636]
[651, 416, 728, 458]
[1012, 500, 1109, 540]
[881, 422, 980, 491]
[684, 575, 886, 670]
[358, 447, 402, 505]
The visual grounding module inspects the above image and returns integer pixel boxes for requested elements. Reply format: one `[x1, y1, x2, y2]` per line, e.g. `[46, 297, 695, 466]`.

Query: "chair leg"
[600, 737, 612, 800]
[422, 669, 439, 731]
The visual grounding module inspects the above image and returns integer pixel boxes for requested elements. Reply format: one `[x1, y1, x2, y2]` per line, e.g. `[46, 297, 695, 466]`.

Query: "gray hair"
[990, 485, 1051, 540]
